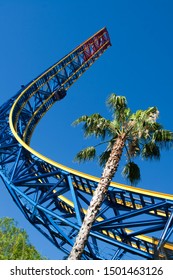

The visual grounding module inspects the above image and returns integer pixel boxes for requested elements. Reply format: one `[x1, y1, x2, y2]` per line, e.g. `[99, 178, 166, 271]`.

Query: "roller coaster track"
[0, 28, 173, 260]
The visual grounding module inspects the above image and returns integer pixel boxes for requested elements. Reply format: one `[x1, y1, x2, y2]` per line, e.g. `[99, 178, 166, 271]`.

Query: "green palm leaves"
[122, 162, 141, 185]
[73, 93, 173, 185]
[74, 146, 96, 162]
[72, 113, 112, 139]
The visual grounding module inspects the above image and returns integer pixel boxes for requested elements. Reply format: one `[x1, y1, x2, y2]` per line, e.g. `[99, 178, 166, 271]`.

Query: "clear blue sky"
[0, 0, 173, 259]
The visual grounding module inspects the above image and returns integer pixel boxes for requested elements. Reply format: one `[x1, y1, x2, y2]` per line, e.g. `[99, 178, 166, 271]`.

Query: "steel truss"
[0, 28, 173, 260]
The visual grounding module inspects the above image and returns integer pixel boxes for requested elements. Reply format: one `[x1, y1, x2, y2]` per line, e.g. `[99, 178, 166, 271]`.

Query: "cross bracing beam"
[1, 27, 173, 259]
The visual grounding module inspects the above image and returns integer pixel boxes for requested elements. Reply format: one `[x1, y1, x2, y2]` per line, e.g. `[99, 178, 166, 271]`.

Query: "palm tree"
[68, 93, 173, 260]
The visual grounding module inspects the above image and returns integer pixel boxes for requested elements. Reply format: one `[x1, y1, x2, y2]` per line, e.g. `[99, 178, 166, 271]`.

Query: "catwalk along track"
[0, 28, 173, 260]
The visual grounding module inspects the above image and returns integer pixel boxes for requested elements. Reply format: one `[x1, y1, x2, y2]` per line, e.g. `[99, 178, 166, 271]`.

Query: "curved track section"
[0, 28, 173, 260]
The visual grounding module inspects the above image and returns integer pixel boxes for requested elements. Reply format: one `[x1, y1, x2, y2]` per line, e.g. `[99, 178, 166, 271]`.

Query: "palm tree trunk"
[68, 133, 126, 260]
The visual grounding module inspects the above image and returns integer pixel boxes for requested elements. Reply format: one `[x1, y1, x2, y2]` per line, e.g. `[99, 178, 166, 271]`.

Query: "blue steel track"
[0, 28, 173, 260]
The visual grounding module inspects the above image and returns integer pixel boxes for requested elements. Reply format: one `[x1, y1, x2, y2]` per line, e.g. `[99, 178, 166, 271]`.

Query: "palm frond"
[110, 119, 120, 130]
[146, 107, 159, 123]
[107, 93, 127, 110]
[72, 115, 88, 126]
[153, 129, 173, 149]
[72, 113, 110, 139]
[81, 113, 112, 139]
[142, 142, 160, 160]
[106, 93, 129, 123]
[99, 150, 111, 167]
[122, 161, 141, 185]
[124, 108, 131, 118]
[127, 138, 140, 157]
[129, 108, 162, 140]
[74, 146, 96, 163]
[132, 107, 159, 122]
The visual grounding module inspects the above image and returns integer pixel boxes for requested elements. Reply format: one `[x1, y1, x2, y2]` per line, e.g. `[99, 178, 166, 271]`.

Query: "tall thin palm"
[68, 93, 173, 260]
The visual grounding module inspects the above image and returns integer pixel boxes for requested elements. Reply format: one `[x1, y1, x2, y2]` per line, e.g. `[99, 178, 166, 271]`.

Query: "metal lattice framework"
[0, 28, 173, 260]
